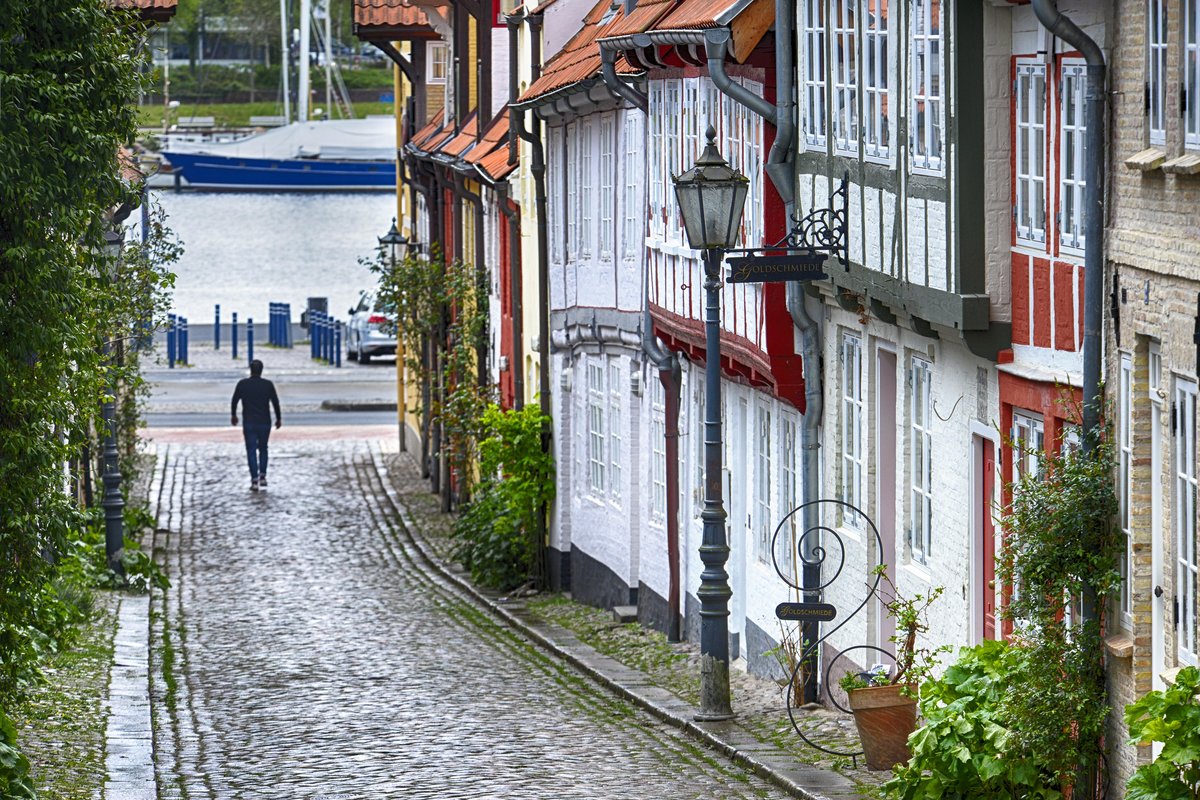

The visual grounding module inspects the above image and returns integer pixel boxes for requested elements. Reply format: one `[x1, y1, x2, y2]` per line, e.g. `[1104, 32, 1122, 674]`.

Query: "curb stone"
[367, 444, 864, 800]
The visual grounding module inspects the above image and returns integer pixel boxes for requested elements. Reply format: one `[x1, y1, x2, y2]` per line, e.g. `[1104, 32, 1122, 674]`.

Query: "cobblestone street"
[147, 437, 796, 799]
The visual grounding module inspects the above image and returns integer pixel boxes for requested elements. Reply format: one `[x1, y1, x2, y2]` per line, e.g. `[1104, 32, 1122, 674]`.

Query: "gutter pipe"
[600, 47, 648, 114]
[1030, 3, 1106, 796]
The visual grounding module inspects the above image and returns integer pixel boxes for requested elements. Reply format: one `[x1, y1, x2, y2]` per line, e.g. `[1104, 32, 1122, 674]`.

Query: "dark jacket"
[232, 376, 281, 426]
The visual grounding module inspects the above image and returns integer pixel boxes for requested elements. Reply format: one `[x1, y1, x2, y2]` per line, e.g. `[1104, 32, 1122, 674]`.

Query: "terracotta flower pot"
[846, 683, 918, 771]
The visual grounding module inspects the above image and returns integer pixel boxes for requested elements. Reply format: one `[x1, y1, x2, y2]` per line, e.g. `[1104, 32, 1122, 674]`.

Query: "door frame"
[874, 343, 898, 655]
[970, 420, 1002, 645]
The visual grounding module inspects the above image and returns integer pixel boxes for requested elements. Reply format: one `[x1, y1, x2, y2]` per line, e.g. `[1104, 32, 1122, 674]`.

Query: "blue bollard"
[215, 304, 221, 350]
[285, 303, 293, 348]
[167, 314, 176, 369]
[309, 312, 318, 359]
[232, 312, 239, 360]
[271, 302, 279, 346]
[179, 317, 189, 365]
[335, 321, 342, 368]
[247, 318, 254, 363]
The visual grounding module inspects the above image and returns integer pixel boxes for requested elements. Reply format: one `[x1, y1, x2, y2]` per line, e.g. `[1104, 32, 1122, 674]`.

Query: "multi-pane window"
[910, 0, 943, 171]
[580, 118, 594, 258]
[609, 361, 623, 501]
[1059, 63, 1087, 251]
[1012, 412, 1045, 481]
[599, 116, 615, 261]
[548, 129, 564, 264]
[862, 0, 890, 159]
[832, 0, 858, 153]
[779, 414, 798, 576]
[567, 125, 580, 262]
[651, 376, 666, 520]
[756, 404, 773, 563]
[647, 83, 664, 240]
[909, 358, 933, 563]
[802, 0, 827, 148]
[1015, 62, 1046, 244]
[587, 362, 605, 494]
[622, 115, 641, 259]
[428, 42, 448, 83]
[1176, 379, 1199, 664]
[840, 333, 864, 526]
[1119, 353, 1134, 626]
[1187, 0, 1200, 147]
[1148, 0, 1168, 145]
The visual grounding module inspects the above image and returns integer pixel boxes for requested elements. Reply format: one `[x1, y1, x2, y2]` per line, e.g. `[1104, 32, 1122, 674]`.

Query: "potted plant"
[838, 566, 946, 771]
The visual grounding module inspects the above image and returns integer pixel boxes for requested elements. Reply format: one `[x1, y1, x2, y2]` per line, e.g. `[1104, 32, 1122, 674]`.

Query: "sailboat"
[161, 0, 396, 191]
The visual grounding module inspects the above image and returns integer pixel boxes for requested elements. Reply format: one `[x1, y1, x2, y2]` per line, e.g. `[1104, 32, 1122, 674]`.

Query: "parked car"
[346, 292, 396, 364]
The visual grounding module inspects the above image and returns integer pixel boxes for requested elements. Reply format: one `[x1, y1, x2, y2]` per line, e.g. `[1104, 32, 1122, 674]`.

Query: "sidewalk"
[368, 444, 878, 800]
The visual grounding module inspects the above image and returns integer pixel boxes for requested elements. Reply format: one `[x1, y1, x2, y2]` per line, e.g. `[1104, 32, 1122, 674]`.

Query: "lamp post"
[378, 217, 420, 453]
[673, 126, 749, 721]
[101, 229, 126, 578]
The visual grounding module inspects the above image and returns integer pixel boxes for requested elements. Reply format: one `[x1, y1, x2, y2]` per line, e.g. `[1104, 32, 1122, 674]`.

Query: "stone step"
[612, 605, 638, 624]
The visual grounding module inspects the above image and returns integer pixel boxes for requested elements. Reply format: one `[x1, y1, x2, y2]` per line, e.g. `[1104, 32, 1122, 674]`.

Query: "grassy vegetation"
[12, 600, 117, 800]
[137, 101, 396, 130]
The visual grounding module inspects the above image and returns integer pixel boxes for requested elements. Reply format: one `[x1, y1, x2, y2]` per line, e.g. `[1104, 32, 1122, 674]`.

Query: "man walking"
[231, 359, 282, 492]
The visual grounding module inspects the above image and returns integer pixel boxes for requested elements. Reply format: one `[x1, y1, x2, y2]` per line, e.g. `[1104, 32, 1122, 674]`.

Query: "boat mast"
[279, 0, 291, 123]
[298, 0, 311, 122]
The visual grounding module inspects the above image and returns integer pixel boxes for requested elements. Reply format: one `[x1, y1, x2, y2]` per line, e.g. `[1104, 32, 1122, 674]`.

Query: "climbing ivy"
[0, 0, 151, 704]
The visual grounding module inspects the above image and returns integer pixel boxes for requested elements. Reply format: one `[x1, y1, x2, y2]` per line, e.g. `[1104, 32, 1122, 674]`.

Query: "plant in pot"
[838, 565, 947, 771]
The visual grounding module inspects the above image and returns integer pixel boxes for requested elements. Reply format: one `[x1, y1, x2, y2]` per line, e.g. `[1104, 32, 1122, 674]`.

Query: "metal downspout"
[507, 12, 523, 165]
[600, 47, 648, 114]
[513, 11, 554, 588]
[643, 309, 683, 642]
[1030, 4, 1106, 796]
[497, 181, 525, 409]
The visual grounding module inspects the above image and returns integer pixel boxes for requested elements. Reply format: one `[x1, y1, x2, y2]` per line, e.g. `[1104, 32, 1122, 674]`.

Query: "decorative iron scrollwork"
[725, 171, 849, 275]
[770, 497, 890, 768]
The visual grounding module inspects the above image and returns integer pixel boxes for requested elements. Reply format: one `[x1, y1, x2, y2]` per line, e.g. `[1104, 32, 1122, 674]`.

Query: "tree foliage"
[0, 0, 151, 703]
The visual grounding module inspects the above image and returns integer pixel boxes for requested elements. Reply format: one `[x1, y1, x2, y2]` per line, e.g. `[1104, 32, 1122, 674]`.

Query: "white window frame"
[909, 0, 943, 172]
[862, 0, 890, 160]
[587, 361, 606, 495]
[1010, 410, 1046, 628]
[580, 118, 595, 259]
[802, 0, 828, 149]
[608, 360, 623, 502]
[599, 116, 615, 261]
[1187, 0, 1200, 148]
[779, 413, 799, 577]
[1118, 353, 1134, 628]
[840, 332, 865, 527]
[651, 376, 667, 521]
[909, 357, 933, 563]
[1175, 378, 1199, 665]
[567, 124, 580, 263]
[548, 128, 565, 265]
[1015, 61, 1047, 245]
[832, 0, 858, 154]
[428, 41, 448, 84]
[1148, 0, 1168, 145]
[1059, 62, 1087, 252]
[756, 403, 773, 563]
[622, 115, 641, 259]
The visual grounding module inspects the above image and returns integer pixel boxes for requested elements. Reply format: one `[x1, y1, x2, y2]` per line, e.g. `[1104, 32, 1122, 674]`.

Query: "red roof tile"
[410, 109, 450, 151]
[518, 0, 642, 106]
[654, 0, 739, 30]
[353, 0, 436, 40]
[476, 146, 516, 180]
[439, 115, 480, 158]
[111, 0, 178, 22]
[463, 111, 510, 166]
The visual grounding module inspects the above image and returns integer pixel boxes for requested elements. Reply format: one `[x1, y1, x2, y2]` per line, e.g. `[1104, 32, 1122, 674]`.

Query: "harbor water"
[152, 191, 400, 328]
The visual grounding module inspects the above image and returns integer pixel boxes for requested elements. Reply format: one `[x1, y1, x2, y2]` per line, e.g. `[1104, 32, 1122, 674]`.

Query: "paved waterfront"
[148, 437, 796, 799]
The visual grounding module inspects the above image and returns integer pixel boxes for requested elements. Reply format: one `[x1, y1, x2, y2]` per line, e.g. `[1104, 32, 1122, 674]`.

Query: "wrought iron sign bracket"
[724, 171, 849, 285]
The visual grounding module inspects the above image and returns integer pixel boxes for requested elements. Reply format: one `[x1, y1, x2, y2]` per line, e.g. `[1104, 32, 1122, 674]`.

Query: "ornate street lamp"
[378, 218, 421, 453]
[101, 229, 126, 578]
[673, 126, 748, 721]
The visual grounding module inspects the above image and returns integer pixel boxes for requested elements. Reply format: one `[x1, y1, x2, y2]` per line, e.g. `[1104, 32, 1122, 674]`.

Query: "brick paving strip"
[364, 442, 865, 800]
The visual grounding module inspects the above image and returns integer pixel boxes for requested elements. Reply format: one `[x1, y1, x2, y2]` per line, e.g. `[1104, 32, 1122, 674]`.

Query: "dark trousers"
[242, 423, 271, 479]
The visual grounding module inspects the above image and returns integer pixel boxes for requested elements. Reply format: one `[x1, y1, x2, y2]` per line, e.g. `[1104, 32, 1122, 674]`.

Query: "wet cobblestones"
[148, 439, 798, 799]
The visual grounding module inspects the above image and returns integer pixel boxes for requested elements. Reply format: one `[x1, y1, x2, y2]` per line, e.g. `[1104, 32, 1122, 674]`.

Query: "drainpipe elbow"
[600, 47, 648, 115]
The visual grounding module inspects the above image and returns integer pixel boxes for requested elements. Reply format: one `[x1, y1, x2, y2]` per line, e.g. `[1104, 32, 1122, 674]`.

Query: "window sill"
[1163, 153, 1200, 175]
[1104, 631, 1134, 659]
[1125, 147, 1165, 172]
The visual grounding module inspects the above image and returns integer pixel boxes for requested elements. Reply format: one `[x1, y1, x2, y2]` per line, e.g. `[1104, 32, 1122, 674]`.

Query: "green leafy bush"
[885, 640, 1062, 800]
[452, 404, 555, 589]
[1125, 666, 1200, 800]
[0, 709, 35, 800]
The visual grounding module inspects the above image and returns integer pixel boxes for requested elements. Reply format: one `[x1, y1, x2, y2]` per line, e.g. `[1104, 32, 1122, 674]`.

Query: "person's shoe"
[258, 475, 267, 489]
[250, 478, 260, 492]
